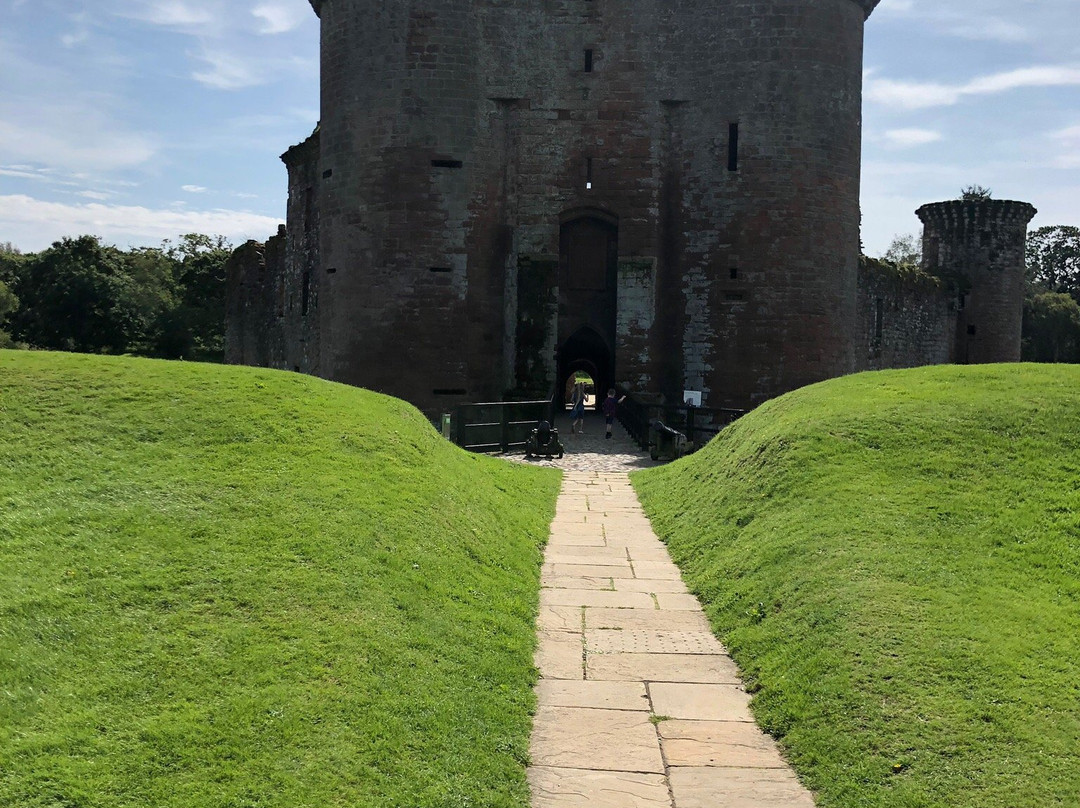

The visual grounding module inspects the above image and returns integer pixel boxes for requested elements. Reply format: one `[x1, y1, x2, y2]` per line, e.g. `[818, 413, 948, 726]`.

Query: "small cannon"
[649, 419, 687, 461]
[525, 420, 564, 459]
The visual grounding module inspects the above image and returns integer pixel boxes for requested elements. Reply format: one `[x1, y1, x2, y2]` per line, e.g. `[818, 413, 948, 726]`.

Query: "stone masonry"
[225, 0, 1038, 418]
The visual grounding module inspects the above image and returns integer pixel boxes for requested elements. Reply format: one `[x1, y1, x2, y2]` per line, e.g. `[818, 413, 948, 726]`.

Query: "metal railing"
[452, 398, 554, 453]
[618, 394, 747, 453]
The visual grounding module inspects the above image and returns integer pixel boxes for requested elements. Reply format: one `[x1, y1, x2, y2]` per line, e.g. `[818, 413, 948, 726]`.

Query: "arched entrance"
[558, 327, 610, 410]
[557, 210, 618, 407]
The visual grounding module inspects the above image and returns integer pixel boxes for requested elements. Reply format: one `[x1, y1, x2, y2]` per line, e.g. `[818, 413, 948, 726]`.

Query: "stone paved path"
[529, 471, 815, 807]
[513, 412, 663, 473]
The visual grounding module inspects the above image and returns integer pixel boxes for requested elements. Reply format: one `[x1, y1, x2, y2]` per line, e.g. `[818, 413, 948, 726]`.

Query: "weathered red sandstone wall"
[856, 257, 956, 371]
[300, 0, 881, 414]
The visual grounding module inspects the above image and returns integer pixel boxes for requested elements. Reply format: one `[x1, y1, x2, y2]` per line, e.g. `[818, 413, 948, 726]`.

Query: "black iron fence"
[619, 395, 746, 454]
[451, 399, 554, 453]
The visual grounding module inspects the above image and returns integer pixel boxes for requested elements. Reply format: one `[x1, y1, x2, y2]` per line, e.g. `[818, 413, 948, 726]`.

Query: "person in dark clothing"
[602, 388, 626, 439]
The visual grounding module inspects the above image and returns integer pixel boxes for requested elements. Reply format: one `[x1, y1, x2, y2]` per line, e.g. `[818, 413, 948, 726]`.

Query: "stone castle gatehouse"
[226, 0, 1035, 415]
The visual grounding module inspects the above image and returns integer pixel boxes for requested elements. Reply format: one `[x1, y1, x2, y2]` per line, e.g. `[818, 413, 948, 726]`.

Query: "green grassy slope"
[0, 351, 561, 808]
[633, 364, 1080, 808]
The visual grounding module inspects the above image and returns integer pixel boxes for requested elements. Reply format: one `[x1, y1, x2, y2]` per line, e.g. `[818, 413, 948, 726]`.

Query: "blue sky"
[1, 0, 1077, 256]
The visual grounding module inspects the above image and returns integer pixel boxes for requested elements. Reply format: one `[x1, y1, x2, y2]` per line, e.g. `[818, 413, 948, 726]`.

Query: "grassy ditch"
[634, 364, 1080, 808]
[0, 351, 560, 808]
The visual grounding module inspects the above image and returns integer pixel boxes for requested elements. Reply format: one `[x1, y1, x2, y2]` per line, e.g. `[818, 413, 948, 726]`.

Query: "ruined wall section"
[857, 256, 955, 371]
[918, 199, 1037, 364]
[225, 232, 287, 368]
[280, 130, 322, 374]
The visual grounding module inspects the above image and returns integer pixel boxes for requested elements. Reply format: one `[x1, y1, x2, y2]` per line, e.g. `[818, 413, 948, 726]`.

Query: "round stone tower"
[663, 0, 881, 407]
[917, 199, 1037, 364]
[299, 0, 882, 413]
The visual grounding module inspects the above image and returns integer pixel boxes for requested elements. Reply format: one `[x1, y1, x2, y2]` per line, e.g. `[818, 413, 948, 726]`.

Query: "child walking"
[602, 388, 626, 439]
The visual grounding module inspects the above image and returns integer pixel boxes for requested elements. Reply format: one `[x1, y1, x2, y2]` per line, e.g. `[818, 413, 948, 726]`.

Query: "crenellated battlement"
[917, 199, 1037, 231]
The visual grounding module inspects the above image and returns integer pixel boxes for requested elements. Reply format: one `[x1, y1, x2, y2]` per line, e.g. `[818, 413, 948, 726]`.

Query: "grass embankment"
[0, 351, 561, 808]
[634, 365, 1080, 808]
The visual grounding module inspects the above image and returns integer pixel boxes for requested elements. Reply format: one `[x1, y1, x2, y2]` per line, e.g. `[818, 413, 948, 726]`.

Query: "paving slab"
[648, 682, 754, 722]
[542, 575, 617, 591]
[541, 588, 656, 610]
[659, 720, 788, 768]
[535, 631, 584, 680]
[613, 577, 689, 594]
[586, 629, 725, 655]
[587, 652, 743, 684]
[544, 562, 637, 579]
[538, 604, 583, 633]
[668, 767, 816, 808]
[528, 768, 672, 808]
[546, 552, 634, 566]
[536, 680, 651, 711]
[547, 535, 608, 547]
[531, 706, 665, 773]
[585, 607, 710, 632]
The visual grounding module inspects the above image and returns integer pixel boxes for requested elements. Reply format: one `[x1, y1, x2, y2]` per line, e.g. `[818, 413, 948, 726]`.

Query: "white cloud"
[867, 65, 1080, 109]
[0, 166, 50, 181]
[0, 194, 281, 252]
[77, 190, 113, 200]
[182, 184, 208, 193]
[121, 0, 217, 30]
[1050, 124, 1080, 169]
[192, 49, 263, 89]
[0, 115, 156, 172]
[880, 128, 943, 149]
[60, 30, 89, 48]
[944, 18, 1030, 44]
[252, 3, 307, 35]
[1050, 124, 1080, 141]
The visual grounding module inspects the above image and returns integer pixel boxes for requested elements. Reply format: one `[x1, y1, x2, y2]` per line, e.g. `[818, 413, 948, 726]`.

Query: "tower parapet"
[917, 199, 1037, 364]
[850, 0, 883, 19]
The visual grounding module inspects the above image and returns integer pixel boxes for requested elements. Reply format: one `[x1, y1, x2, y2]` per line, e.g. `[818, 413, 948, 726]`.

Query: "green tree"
[1026, 225, 1080, 301]
[158, 234, 231, 360]
[1023, 292, 1080, 363]
[960, 184, 992, 201]
[11, 236, 161, 354]
[882, 233, 921, 267]
[0, 278, 18, 348]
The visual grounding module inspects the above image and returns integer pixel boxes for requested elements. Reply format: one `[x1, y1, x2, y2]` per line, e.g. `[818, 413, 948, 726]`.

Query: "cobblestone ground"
[506, 411, 663, 473]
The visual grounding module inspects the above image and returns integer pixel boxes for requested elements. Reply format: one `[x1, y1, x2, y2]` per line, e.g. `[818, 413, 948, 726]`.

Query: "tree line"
[0, 234, 231, 362]
[2, 226, 1079, 365]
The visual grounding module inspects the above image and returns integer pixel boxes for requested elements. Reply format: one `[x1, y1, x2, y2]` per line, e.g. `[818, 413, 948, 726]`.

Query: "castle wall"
[856, 257, 956, 371]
